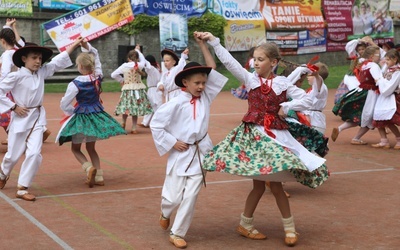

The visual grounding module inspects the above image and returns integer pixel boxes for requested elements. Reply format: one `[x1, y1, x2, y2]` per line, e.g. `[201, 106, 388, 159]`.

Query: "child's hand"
[5, 18, 16, 27]
[80, 37, 89, 50]
[182, 48, 189, 55]
[278, 107, 287, 121]
[72, 36, 85, 48]
[13, 105, 29, 117]
[193, 31, 204, 43]
[173, 141, 189, 152]
[158, 85, 164, 92]
[197, 32, 215, 42]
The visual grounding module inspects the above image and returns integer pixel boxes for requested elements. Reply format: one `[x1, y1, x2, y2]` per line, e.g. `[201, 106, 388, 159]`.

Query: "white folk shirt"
[158, 53, 187, 102]
[302, 79, 328, 133]
[0, 51, 72, 133]
[150, 70, 228, 176]
[374, 69, 400, 121]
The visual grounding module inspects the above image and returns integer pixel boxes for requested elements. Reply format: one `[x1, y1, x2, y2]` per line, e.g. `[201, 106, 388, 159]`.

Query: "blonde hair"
[255, 42, 281, 61]
[76, 52, 95, 73]
[362, 46, 379, 59]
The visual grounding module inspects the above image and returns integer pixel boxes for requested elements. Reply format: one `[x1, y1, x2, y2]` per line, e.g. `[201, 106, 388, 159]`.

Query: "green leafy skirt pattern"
[202, 123, 329, 188]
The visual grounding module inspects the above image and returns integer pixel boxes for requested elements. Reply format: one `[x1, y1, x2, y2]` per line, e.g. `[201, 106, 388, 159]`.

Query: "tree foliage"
[118, 12, 227, 44]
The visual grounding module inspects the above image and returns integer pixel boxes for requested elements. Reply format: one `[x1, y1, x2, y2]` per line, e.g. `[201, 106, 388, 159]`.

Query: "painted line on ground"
[11, 166, 396, 201]
[0, 191, 73, 250]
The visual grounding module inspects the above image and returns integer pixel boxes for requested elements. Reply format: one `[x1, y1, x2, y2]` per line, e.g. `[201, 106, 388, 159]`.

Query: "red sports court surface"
[0, 90, 398, 249]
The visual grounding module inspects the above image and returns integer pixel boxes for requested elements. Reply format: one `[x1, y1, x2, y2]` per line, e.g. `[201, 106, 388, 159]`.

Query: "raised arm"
[193, 31, 216, 69]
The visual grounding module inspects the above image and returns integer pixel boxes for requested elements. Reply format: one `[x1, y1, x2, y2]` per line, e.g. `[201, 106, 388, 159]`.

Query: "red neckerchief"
[190, 95, 200, 120]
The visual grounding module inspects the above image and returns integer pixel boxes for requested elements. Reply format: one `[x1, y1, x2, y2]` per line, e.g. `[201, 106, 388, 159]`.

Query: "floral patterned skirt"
[286, 120, 329, 157]
[202, 123, 329, 189]
[115, 89, 153, 116]
[332, 89, 367, 125]
[58, 111, 126, 145]
[0, 92, 14, 128]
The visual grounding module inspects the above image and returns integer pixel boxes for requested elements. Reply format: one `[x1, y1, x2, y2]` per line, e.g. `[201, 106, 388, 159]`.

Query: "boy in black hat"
[157, 48, 189, 102]
[0, 37, 84, 201]
[150, 32, 228, 249]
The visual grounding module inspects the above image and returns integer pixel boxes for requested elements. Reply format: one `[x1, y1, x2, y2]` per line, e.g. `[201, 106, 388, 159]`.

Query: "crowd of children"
[0, 19, 398, 248]
[332, 35, 400, 149]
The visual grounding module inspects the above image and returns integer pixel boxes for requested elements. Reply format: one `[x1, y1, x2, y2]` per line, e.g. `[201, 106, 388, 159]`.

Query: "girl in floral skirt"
[331, 45, 382, 145]
[56, 39, 126, 187]
[371, 48, 400, 149]
[111, 45, 153, 134]
[198, 32, 329, 247]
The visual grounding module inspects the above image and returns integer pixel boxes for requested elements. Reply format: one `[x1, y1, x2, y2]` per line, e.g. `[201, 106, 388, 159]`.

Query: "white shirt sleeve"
[60, 82, 79, 115]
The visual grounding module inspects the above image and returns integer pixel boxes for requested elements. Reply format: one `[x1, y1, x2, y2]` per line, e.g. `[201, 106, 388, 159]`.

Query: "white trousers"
[1, 125, 44, 187]
[142, 88, 162, 126]
[161, 165, 203, 237]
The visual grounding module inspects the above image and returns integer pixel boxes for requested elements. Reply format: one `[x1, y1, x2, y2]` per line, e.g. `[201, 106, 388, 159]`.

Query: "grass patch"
[44, 65, 349, 93]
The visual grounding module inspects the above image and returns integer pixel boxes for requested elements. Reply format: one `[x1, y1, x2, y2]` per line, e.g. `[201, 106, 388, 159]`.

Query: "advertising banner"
[39, 0, 98, 11]
[0, 0, 32, 17]
[260, 0, 324, 30]
[208, 0, 263, 20]
[224, 19, 266, 51]
[40, 0, 146, 14]
[147, 0, 207, 17]
[324, 0, 394, 52]
[42, 0, 134, 52]
[159, 13, 188, 56]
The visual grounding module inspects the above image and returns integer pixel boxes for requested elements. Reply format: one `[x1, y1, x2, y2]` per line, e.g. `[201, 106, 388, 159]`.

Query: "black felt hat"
[12, 43, 53, 68]
[174, 62, 212, 87]
[161, 49, 179, 66]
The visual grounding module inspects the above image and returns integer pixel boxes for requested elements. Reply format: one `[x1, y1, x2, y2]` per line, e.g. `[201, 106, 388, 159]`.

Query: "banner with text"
[224, 19, 266, 51]
[208, 0, 263, 20]
[260, 0, 324, 30]
[39, 0, 98, 11]
[324, 0, 393, 52]
[42, 0, 134, 52]
[266, 29, 326, 55]
[146, 0, 206, 17]
[0, 0, 32, 17]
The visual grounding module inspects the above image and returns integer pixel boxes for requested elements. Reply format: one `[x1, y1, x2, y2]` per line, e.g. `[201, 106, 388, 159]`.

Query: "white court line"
[12, 166, 396, 201]
[0, 191, 73, 250]
[1, 167, 395, 248]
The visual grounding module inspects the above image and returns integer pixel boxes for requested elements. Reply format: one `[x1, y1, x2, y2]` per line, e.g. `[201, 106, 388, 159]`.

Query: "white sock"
[282, 216, 296, 236]
[240, 213, 257, 231]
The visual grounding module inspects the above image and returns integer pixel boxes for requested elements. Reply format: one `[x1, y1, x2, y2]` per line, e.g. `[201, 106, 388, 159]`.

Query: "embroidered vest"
[242, 87, 288, 130]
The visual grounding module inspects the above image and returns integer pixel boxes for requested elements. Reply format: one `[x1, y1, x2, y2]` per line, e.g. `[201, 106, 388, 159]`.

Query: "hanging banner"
[42, 0, 134, 52]
[297, 29, 327, 54]
[159, 13, 188, 56]
[0, 0, 33, 17]
[260, 0, 324, 30]
[324, 0, 394, 52]
[267, 31, 298, 55]
[39, 0, 98, 11]
[39, 0, 146, 15]
[224, 19, 266, 51]
[208, 0, 265, 51]
[147, 0, 206, 17]
[208, 0, 262, 20]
